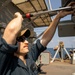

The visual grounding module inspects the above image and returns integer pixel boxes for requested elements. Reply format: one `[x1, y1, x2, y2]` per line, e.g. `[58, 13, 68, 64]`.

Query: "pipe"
[23, 6, 75, 18]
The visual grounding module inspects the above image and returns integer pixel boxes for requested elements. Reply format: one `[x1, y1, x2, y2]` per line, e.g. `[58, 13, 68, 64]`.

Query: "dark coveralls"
[0, 36, 46, 75]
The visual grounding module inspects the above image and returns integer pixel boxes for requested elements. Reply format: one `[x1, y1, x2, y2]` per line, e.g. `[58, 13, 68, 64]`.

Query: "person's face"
[16, 36, 29, 55]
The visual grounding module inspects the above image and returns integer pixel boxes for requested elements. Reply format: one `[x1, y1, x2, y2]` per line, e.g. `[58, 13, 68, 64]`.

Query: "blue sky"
[34, 0, 75, 48]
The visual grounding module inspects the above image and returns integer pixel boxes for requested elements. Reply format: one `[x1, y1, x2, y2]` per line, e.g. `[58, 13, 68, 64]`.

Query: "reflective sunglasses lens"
[17, 36, 27, 42]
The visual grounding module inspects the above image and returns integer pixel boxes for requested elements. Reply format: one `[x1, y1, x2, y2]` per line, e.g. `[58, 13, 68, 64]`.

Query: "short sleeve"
[29, 39, 47, 61]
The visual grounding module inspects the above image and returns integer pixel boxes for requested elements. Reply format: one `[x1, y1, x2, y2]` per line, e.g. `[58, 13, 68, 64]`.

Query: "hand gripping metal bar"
[23, 6, 75, 18]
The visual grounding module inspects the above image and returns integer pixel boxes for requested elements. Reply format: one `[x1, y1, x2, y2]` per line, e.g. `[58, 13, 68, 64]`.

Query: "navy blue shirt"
[0, 36, 46, 75]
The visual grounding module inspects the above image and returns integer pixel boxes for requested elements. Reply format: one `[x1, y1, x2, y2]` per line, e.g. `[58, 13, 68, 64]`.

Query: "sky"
[34, 0, 75, 48]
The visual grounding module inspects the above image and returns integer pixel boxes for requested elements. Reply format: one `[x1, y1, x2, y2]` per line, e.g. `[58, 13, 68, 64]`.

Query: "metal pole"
[32, 6, 74, 16]
[23, 6, 75, 18]
[50, 47, 60, 63]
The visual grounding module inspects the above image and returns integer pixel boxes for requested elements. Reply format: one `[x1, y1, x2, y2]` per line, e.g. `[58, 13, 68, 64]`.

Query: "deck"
[39, 59, 75, 75]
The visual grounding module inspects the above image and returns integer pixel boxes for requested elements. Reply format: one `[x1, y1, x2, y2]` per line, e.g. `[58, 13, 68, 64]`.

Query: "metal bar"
[23, 6, 75, 18]
[50, 47, 60, 63]
[31, 6, 74, 16]
[64, 47, 71, 59]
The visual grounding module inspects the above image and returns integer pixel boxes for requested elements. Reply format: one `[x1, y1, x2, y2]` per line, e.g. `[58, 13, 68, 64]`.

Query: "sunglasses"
[16, 36, 28, 42]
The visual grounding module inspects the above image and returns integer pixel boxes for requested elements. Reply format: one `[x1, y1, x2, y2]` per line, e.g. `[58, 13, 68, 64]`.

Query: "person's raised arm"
[2, 12, 23, 45]
[40, 10, 74, 47]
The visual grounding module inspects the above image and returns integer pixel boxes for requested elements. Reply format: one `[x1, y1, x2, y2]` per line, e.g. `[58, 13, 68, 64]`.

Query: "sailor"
[0, 3, 75, 75]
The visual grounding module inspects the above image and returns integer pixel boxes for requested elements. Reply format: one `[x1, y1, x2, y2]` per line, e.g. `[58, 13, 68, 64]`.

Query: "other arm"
[40, 10, 74, 47]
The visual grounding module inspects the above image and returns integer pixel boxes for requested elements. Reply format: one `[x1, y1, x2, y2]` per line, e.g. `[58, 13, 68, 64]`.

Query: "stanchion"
[50, 41, 71, 63]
